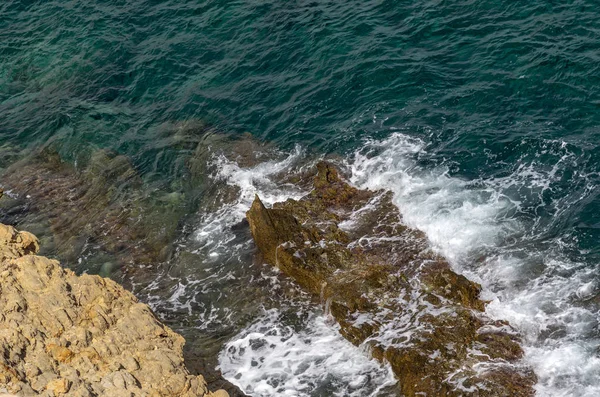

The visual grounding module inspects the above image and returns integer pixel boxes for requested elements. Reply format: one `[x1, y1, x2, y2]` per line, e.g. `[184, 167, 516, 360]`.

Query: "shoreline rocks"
[246, 161, 537, 396]
[0, 137, 260, 397]
[0, 223, 228, 397]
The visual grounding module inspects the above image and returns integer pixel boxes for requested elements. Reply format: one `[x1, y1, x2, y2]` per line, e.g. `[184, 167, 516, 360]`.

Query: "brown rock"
[246, 161, 537, 397]
[0, 223, 228, 397]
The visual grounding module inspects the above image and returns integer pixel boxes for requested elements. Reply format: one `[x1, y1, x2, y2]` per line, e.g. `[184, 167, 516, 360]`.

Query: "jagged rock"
[0, 223, 228, 397]
[0, 224, 39, 261]
[246, 161, 537, 396]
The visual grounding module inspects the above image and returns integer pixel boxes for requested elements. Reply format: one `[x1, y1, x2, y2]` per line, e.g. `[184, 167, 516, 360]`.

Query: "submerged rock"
[246, 161, 537, 396]
[0, 222, 229, 397]
[0, 148, 185, 278]
[0, 130, 280, 279]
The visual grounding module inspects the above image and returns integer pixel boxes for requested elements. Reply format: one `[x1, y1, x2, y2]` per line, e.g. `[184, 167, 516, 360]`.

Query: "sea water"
[1, 0, 600, 395]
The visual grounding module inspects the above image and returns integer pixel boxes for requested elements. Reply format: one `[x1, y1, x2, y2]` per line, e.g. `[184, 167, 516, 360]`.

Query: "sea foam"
[219, 309, 396, 397]
[207, 131, 599, 396]
[347, 132, 600, 397]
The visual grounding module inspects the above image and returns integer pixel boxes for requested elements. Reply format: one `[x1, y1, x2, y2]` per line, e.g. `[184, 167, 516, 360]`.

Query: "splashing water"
[347, 132, 600, 396]
[194, 145, 306, 257]
[219, 309, 396, 397]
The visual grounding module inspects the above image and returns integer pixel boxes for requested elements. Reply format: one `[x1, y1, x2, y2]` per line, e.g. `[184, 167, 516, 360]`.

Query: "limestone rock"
[247, 161, 537, 396]
[0, 223, 39, 261]
[0, 223, 228, 397]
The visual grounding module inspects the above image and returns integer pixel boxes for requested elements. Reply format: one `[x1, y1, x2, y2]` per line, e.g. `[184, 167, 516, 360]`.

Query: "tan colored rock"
[45, 378, 70, 395]
[209, 391, 231, 397]
[0, 223, 228, 397]
[0, 224, 39, 261]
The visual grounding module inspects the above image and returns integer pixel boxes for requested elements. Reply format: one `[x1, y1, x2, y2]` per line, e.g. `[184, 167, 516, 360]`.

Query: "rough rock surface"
[0, 223, 228, 397]
[247, 161, 537, 397]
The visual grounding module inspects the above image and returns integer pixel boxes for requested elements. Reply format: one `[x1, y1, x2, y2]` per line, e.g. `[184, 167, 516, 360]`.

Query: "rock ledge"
[0, 222, 228, 397]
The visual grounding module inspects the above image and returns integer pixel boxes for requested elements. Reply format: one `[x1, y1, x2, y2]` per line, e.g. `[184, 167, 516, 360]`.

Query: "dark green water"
[1, 0, 600, 395]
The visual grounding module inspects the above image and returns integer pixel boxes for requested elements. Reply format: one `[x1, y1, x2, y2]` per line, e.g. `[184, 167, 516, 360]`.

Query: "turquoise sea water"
[2, 1, 600, 395]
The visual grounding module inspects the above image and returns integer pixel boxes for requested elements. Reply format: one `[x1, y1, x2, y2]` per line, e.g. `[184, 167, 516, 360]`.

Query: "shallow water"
[1, 0, 600, 395]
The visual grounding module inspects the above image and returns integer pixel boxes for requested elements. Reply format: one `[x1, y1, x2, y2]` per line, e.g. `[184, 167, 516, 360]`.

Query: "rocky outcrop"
[246, 161, 537, 396]
[0, 139, 256, 397]
[0, 223, 228, 397]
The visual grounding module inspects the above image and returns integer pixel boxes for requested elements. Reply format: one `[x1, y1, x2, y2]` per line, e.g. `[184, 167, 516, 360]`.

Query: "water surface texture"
[1, 0, 600, 395]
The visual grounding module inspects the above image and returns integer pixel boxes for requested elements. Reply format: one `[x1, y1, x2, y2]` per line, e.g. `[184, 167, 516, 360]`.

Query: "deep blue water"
[1, 1, 600, 395]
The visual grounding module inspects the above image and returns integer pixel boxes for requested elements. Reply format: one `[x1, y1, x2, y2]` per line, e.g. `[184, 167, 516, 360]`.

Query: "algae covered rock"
[0, 223, 228, 397]
[247, 161, 536, 396]
[0, 148, 186, 278]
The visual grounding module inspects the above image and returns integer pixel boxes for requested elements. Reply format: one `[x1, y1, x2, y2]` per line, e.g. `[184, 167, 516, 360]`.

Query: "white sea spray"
[347, 132, 600, 397]
[218, 309, 396, 397]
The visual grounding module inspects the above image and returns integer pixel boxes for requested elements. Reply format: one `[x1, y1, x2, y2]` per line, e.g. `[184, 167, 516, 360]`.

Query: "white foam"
[0, 188, 18, 199]
[218, 309, 396, 397]
[205, 146, 399, 395]
[348, 133, 517, 263]
[204, 132, 599, 395]
[346, 132, 600, 396]
[194, 145, 306, 257]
